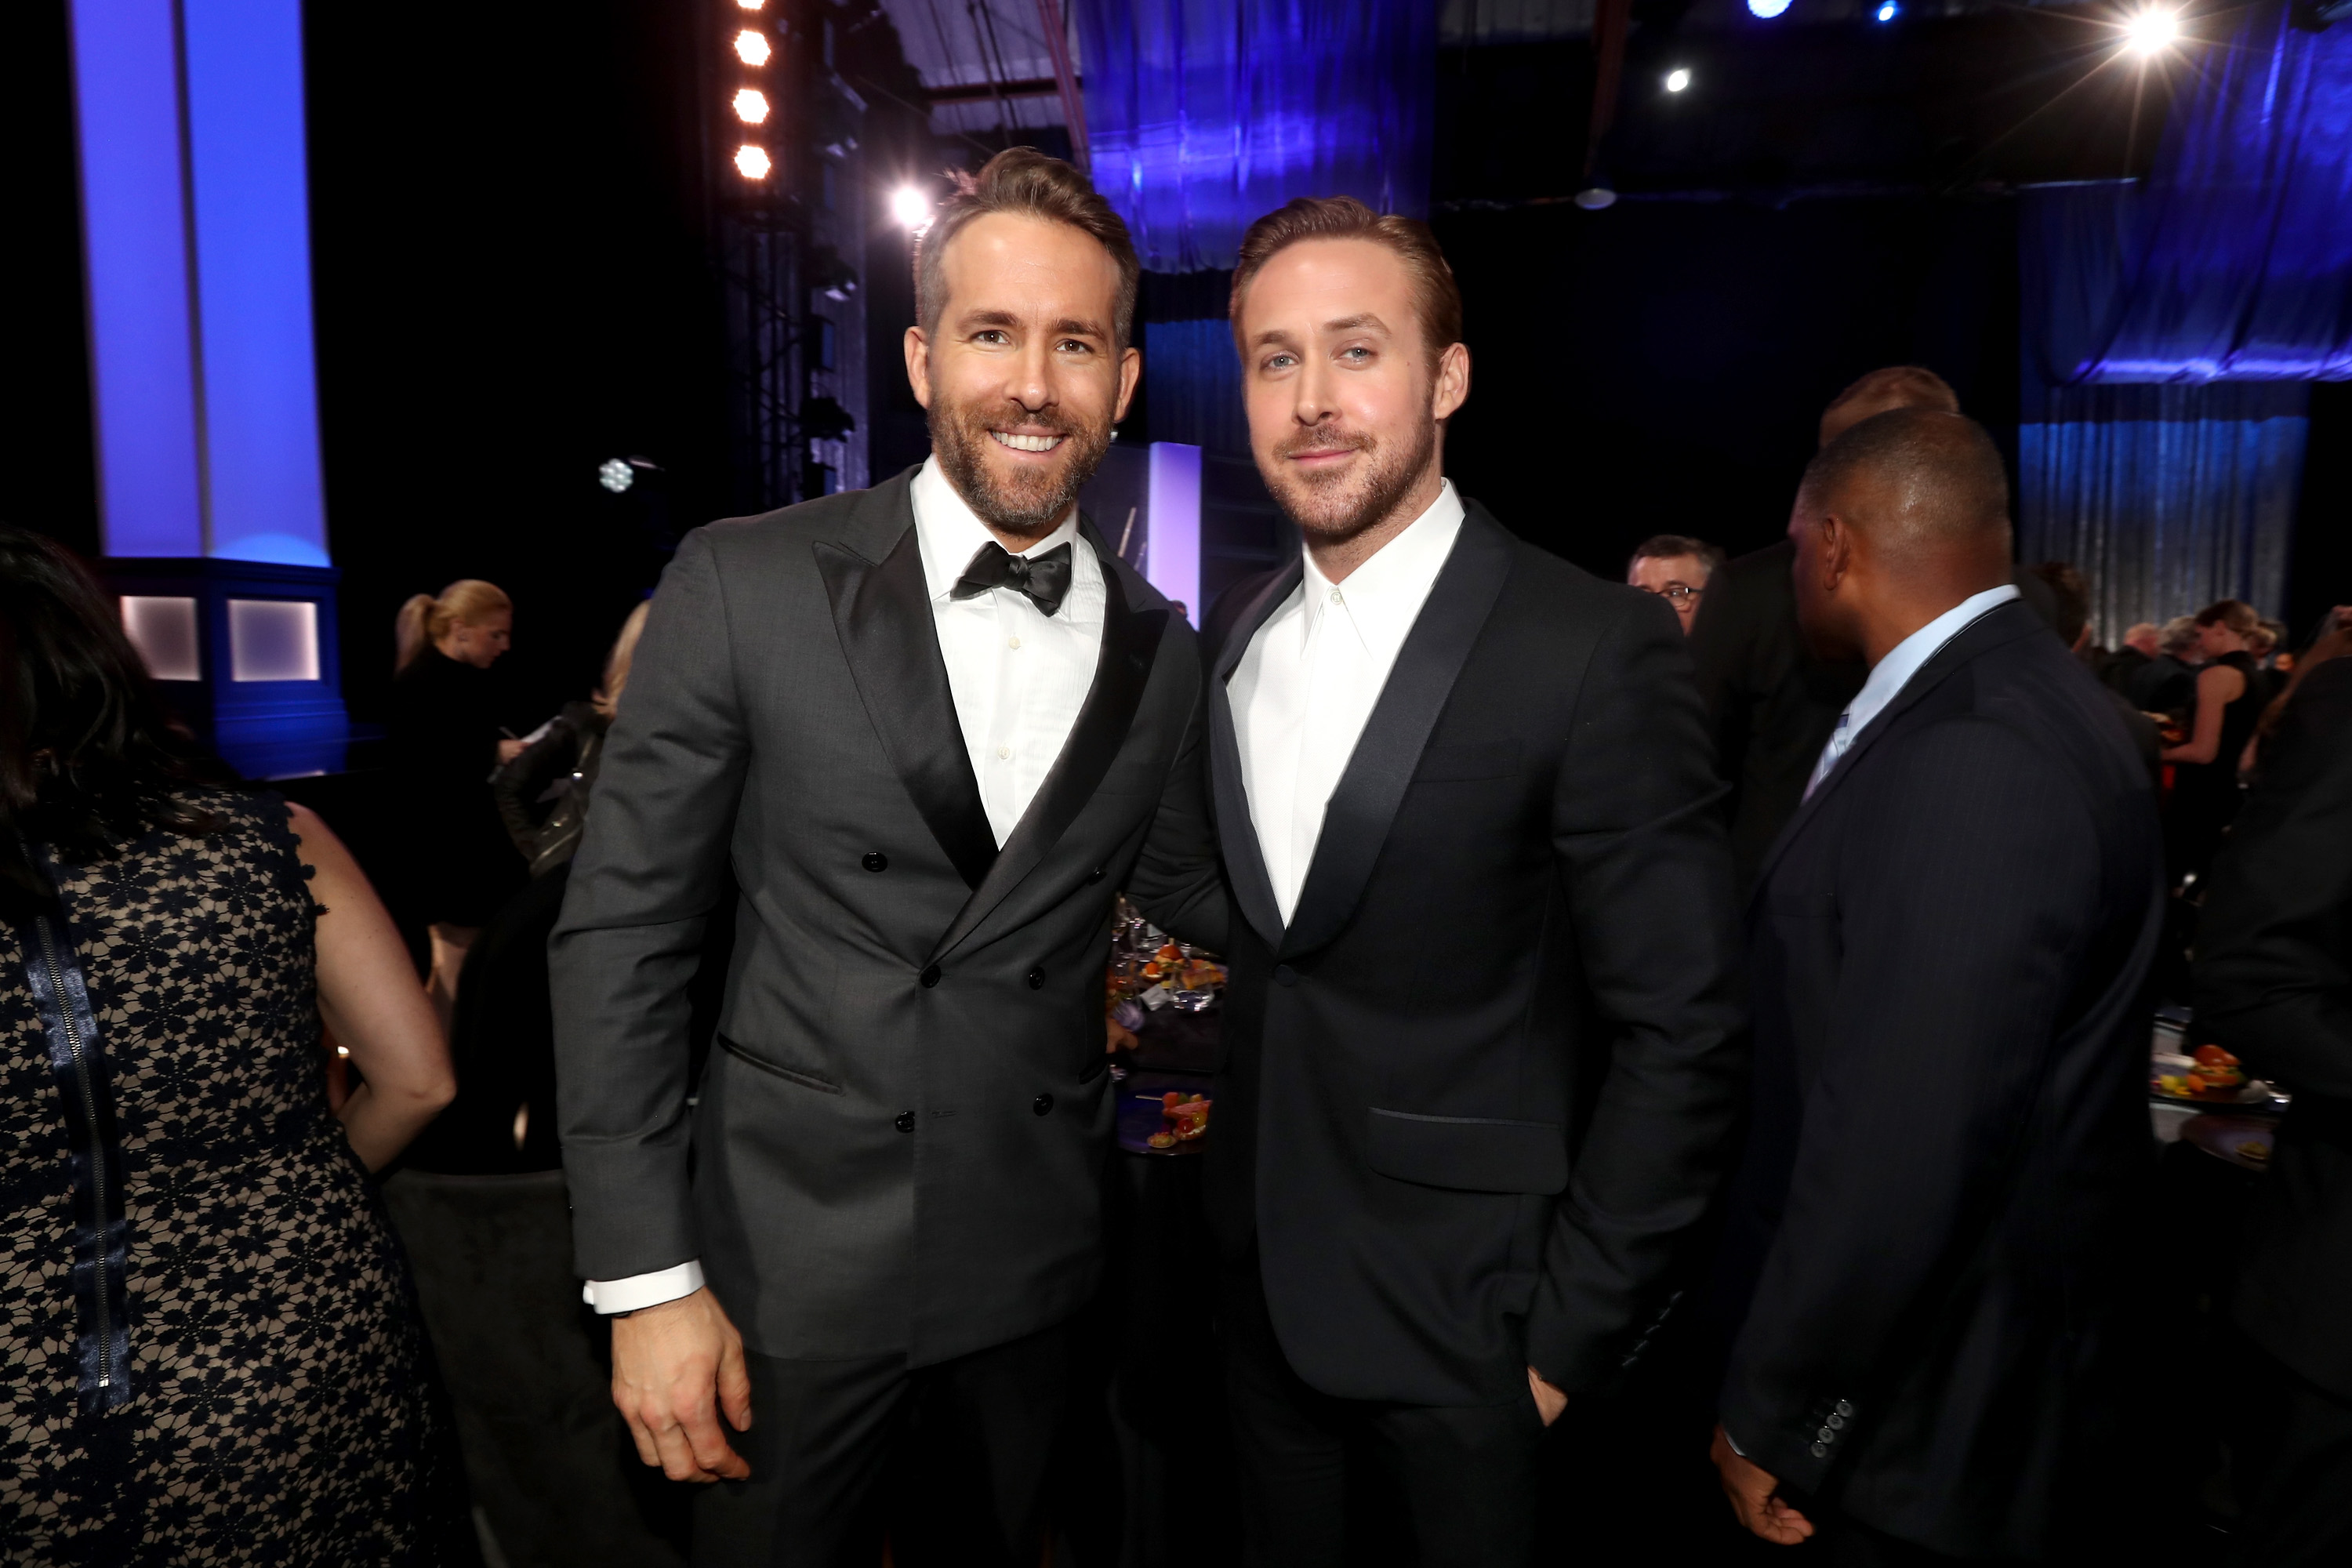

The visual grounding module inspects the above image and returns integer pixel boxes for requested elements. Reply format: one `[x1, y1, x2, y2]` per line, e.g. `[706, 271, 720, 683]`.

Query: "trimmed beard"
[1261, 415, 1439, 546]
[927, 396, 1114, 541]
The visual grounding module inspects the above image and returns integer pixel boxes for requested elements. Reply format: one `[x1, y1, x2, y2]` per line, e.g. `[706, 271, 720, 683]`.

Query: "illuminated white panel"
[227, 597, 319, 682]
[122, 596, 201, 681]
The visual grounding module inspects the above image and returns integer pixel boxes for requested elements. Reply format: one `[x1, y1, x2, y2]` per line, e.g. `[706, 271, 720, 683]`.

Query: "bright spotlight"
[890, 186, 932, 228]
[734, 28, 771, 66]
[1748, 0, 1793, 16]
[2122, 8, 2180, 55]
[733, 89, 770, 125]
[1875, 1, 1898, 19]
[1664, 67, 1691, 93]
[735, 144, 771, 180]
[735, 0, 764, 8]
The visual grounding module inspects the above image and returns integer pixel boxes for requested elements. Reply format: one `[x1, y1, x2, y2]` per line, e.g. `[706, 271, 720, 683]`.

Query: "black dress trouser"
[690, 1317, 1072, 1568]
[1219, 1260, 1548, 1568]
[2232, 1347, 2352, 1567]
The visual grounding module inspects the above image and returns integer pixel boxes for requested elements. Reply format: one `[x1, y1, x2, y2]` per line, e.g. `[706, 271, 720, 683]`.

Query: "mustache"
[963, 404, 1082, 440]
[1274, 425, 1374, 461]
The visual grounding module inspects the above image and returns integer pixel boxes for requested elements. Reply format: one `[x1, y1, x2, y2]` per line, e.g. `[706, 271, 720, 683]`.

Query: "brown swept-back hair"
[1228, 197, 1465, 366]
[914, 147, 1141, 349]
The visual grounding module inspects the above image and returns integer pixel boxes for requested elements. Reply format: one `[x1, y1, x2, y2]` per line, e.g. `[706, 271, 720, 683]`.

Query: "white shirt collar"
[910, 456, 1081, 603]
[1839, 583, 2023, 750]
[1295, 480, 1466, 658]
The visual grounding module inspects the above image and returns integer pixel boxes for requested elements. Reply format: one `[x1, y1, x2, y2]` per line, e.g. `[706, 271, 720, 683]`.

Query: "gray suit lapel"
[927, 522, 1169, 964]
[815, 470, 998, 891]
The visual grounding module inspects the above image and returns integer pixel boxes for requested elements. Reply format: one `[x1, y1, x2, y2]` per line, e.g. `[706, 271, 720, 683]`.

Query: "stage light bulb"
[1876, 2, 1898, 19]
[735, 144, 771, 180]
[733, 89, 770, 125]
[598, 458, 635, 494]
[736, 0, 764, 9]
[2122, 9, 2180, 55]
[734, 28, 771, 66]
[1748, 0, 1793, 17]
[890, 186, 931, 228]
[1664, 67, 1691, 93]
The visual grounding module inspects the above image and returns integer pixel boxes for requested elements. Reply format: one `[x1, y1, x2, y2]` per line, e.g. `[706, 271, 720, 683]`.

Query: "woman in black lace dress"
[0, 532, 472, 1564]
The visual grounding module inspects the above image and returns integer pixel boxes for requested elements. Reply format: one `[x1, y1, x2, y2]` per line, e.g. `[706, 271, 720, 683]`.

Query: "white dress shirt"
[1803, 583, 2022, 800]
[584, 457, 1105, 1315]
[1229, 481, 1465, 924]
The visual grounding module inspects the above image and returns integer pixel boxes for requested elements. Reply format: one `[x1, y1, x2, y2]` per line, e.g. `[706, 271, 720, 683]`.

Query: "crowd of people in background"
[5, 149, 2351, 1568]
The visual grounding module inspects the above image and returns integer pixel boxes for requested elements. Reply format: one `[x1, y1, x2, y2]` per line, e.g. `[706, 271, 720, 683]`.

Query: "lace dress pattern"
[0, 792, 464, 1564]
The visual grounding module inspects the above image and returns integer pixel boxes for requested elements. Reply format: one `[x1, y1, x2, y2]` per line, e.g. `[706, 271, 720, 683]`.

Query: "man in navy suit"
[1710, 409, 2163, 1563]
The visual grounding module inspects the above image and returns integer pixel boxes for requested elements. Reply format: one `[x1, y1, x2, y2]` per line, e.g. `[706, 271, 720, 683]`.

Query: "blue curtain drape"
[2019, 180, 2312, 640]
[2013, 0, 2350, 641]
[2063, 2, 2352, 383]
[2016, 379, 2308, 642]
[1072, 0, 1438, 273]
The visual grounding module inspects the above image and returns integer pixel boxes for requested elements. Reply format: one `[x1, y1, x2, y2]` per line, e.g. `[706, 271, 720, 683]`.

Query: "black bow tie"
[951, 541, 1074, 618]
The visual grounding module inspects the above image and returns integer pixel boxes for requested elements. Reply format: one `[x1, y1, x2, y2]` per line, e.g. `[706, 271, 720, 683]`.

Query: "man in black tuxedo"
[2198, 653, 2352, 1566]
[551, 150, 1224, 1565]
[1201, 197, 1746, 1566]
[1710, 409, 2163, 1563]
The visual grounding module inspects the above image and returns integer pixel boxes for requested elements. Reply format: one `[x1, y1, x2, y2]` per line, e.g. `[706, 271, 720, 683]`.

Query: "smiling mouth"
[991, 430, 1065, 454]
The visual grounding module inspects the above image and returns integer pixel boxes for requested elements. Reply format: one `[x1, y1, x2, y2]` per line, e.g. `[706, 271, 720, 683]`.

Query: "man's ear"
[1432, 341, 1471, 424]
[1817, 514, 1854, 591]
[1114, 343, 1141, 425]
[903, 325, 933, 412]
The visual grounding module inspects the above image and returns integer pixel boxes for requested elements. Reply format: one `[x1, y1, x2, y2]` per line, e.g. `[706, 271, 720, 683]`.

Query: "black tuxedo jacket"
[1719, 600, 2163, 1559]
[553, 467, 1225, 1365]
[1200, 501, 1748, 1409]
[2198, 658, 2352, 1401]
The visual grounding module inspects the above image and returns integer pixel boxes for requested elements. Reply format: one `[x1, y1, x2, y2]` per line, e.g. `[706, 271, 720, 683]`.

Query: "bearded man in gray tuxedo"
[551, 147, 1224, 1567]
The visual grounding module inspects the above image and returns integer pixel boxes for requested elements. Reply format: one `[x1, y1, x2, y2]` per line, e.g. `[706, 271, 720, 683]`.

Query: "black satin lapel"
[1208, 562, 1303, 952]
[1279, 511, 1514, 960]
[816, 523, 998, 890]
[928, 564, 1168, 962]
[1749, 598, 2047, 896]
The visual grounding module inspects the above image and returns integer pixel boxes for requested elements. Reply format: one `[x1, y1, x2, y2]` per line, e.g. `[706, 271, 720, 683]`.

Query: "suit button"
[895, 1111, 915, 1134]
[1274, 964, 1298, 987]
[1033, 1094, 1054, 1116]
[1810, 1442, 1829, 1459]
[920, 964, 941, 988]
[862, 851, 888, 873]
[1835, 1400, 1854, 1417]
[1088, 866, 1106, 884]
[1026, 966, 1045, 989]
[1817, 1427, 1835, 1443]
[1826, 1414, 1845, 1431]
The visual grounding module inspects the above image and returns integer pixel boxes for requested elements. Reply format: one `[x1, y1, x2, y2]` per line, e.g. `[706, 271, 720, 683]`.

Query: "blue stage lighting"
[1876, 1, 1899, 18]
[1748, 0, 1794, 16]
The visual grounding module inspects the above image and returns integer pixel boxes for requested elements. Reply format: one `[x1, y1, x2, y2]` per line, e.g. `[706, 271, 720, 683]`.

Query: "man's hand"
[611, 1287, 753, 1483]
[1526, 1367, 1567, 1427]
[1711, 1424, 1814, 1544]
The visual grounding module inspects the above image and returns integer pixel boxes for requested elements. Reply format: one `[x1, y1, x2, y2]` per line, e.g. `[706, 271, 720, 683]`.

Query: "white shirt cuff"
[582, 1259, 705, 1315]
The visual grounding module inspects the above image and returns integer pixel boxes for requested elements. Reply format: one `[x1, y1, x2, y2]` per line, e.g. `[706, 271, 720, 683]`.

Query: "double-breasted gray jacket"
[551, 466, 1226, 1366]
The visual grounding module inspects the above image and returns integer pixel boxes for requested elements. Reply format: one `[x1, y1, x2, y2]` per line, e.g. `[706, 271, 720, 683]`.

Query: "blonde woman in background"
[387, 579, 527, 1026]
[492, 601, 651, 877]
